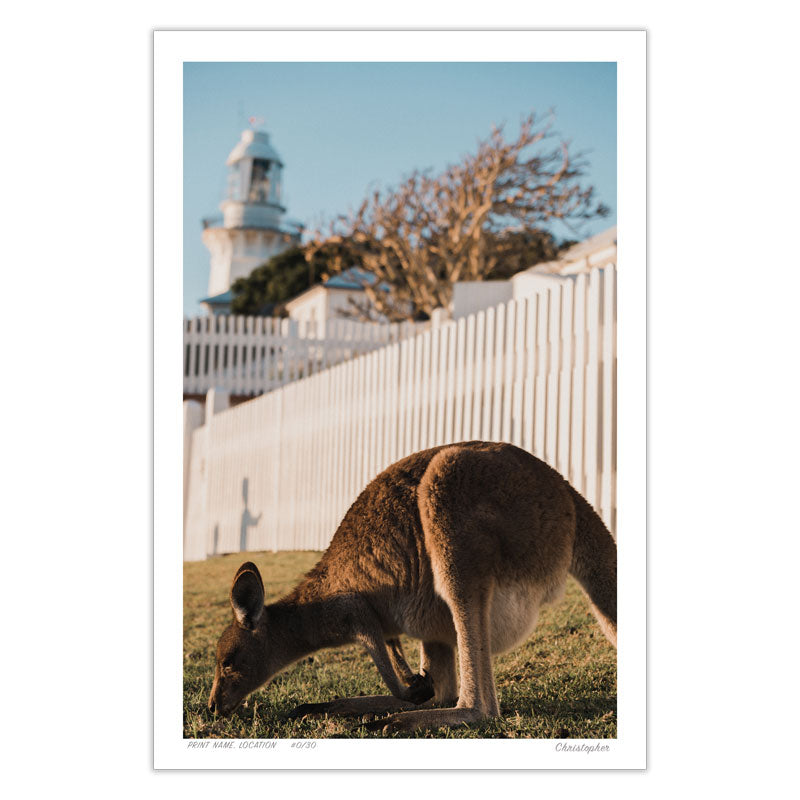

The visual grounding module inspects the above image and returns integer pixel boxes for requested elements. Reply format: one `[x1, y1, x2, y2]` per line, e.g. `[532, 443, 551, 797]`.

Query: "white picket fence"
[183, 264, 616, 560]
[184, 315, 428, 396]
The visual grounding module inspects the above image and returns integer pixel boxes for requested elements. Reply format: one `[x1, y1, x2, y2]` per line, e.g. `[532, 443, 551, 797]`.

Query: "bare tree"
[306, 112, 609, 322]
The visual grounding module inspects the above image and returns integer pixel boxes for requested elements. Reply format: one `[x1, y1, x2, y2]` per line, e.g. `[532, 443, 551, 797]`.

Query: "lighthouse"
[200, 127, 302, 314]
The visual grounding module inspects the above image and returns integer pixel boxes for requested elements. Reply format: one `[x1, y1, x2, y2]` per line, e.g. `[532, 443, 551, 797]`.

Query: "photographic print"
[154, 30, 646, 769]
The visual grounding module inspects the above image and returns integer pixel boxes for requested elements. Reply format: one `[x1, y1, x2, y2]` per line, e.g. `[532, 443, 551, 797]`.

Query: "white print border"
[154, 28, 646, 770]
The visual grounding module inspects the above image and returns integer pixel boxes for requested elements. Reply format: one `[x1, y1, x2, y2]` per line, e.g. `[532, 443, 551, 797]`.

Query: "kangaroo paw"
[402, 671, 435, 705]
[361, 715, 394, 733]
[363, 712, 420, 734]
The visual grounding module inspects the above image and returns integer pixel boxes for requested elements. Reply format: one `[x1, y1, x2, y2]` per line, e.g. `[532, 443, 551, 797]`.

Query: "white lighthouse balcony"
[220, 199, 284, 230]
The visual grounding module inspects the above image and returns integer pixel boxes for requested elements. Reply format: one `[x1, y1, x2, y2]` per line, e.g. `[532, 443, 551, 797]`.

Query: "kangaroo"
[207, 441, 616, 734]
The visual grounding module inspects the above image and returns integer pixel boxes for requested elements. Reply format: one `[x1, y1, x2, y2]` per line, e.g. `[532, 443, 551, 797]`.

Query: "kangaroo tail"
[567, 487, 617, 648]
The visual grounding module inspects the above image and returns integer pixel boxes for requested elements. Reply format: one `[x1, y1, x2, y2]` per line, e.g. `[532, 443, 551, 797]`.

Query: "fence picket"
[470, 311, 485, 440]
[522, 296, 537, 454]
[585, 269, 602, 509]
[411, 333, 424, 452]
[546, 286, 562, 466]
[435, 324, 449, 445]
[453, 317, 467, 442]
[501, 300, 516, 443]
[333, 361, 348, 528]
[419, 330, 432, 450]
[558, 281, 574, 480]
[397, 339, 409, 457]
[571, 274, 587, 493]
[534, 290, 549, 460]
[368, 350, 380, 482]
[354, 355, 367, 498]
[481, 307, 495, 440]
[387, 343, 400, 464]
[444, 320, 458, 444]
[427, 327, 441, 446]
[375, 347, 387, 475]
[491, 303, 505, 441]
[600, 266, 617, 530]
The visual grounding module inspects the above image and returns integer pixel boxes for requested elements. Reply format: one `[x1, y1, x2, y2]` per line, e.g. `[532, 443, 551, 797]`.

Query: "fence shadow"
[239, 477, 262, 551]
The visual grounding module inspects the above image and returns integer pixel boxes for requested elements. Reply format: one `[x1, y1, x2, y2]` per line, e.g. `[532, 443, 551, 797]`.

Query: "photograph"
[183, 58, 617, 735]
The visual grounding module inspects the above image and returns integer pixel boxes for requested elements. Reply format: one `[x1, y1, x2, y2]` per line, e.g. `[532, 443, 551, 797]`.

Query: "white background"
[2, 1, 798, 797]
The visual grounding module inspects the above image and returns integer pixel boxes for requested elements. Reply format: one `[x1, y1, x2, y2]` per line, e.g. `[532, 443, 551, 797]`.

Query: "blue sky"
[183, 62, 616, 316]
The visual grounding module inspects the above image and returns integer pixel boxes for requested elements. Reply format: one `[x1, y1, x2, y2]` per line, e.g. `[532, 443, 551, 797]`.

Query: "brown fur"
[208, 441, 617, 733]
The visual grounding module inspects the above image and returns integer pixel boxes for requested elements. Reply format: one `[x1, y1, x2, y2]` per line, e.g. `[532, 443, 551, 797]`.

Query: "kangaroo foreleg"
[358, 630, 434, 704]
[386, 638, 415, 683]
[386, 638, 459, 706]
[365, 585, 498, 734]
[385, 637, 437, 702]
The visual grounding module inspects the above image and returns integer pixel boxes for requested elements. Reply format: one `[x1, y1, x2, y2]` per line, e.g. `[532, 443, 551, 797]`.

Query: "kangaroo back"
[567, 487, 617, 647]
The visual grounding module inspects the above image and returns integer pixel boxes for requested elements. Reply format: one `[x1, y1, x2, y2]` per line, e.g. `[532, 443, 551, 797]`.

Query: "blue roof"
[323, 267, 376, 290]
[199, 289, 233, 305]
[323, 267, 390, 292]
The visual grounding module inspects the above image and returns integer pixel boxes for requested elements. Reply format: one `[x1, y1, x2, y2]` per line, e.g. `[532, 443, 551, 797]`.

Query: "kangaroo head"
[208, 562, 272, 716]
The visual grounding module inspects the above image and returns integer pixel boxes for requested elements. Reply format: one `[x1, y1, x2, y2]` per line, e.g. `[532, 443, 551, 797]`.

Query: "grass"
[184, 551, 616, 739]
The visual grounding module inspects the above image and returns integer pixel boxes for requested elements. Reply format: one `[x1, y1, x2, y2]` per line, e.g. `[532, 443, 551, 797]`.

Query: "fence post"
[431, 307, 449, 329]
[206, 387, 230, 416]
[183, 400, 205, 544]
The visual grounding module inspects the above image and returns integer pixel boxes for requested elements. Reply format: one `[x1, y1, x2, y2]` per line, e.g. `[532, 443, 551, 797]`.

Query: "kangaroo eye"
[221, 652, 238, 669]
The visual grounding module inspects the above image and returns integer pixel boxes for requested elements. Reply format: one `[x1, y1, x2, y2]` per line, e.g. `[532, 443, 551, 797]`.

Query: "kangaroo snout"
[207, 684, 221, 714]
[207, 678, 231, 716]
[207, 692, 236, 717]
[208, 675, 248, 717]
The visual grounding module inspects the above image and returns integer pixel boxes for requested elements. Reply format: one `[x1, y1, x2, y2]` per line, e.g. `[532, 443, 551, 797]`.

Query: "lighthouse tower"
[201, 127, 302, 313]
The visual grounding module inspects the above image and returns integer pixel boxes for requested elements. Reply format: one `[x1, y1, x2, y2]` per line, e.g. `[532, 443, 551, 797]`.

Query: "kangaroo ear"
[230, 562, 264, 629]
